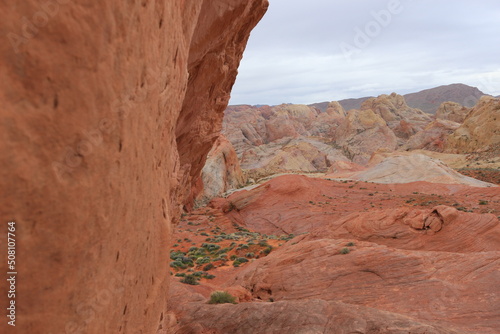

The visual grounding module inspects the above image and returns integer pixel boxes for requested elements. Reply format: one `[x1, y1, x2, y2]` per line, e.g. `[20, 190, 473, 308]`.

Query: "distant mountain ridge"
[404, 83, 485, 114]
[307, 84, 487, 114]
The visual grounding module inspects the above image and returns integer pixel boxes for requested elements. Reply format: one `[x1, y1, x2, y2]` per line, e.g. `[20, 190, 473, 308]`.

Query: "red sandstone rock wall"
[0, 1, 267, 333]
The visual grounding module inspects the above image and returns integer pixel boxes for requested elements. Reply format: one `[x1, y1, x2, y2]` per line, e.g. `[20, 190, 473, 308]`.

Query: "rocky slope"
[402, 119, 461, 152]
[330, 153, 496, 187]
[0, 1, 267, 333]
[195, 135, 246, 206]
[219, 91, 499, 185]
[223, 93, 441, 174]
[445, 96, 500, 154]
[168, 175, 500, 333]
[436, 101, 471, 123]
[310, 83, 485, 114]
[334, 108, 398, 164]
[360, 92, 432, 137]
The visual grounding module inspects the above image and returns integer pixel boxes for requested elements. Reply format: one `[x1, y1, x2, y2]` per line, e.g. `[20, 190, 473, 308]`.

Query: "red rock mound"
[169, 175, 499, 333]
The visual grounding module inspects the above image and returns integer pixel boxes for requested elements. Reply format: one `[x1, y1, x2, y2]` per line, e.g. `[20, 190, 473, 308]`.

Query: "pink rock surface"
[195, 135, 246, 206]
[169, 174, 499, 333]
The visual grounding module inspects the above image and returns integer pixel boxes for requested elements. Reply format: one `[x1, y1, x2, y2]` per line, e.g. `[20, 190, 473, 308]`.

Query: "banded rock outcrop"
[446, 96, 500, 154]
[195, 135, 246, 206]
[436, 101, 471, 123]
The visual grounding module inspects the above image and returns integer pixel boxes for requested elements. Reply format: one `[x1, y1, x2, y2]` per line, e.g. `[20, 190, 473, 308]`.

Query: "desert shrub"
[258, 240, 268, 247]
[236, 257, 249, 263]
[479, 200, 489, 205]
[180, 274, 199, 285]
[181, 256, 193, 263]
[346, 242, 355, 247]
[196, 257, 211, 265]
[203, 263, 214, 271]
[340, 247, 350, 254]
[216, 247, 230, 254]
[262, 246, 273, 255]
[245, 252, 255, 258]
[201, 243, 220, 252]
[208, 291, 236, 304]
[228, 202, 237, 212]
[170, 250, 185, 261]
[280, 234, 294, 241]
[170, 261, 187, 269]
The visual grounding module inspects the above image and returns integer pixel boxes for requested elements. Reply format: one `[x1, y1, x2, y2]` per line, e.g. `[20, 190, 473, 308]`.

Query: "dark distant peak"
[308, 101, 330, 112]
[404, 83, 485, 114]
[338, 96, 373, 111]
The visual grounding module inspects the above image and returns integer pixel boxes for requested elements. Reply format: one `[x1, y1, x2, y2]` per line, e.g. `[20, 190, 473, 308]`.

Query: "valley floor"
[167, 175, 500, 334]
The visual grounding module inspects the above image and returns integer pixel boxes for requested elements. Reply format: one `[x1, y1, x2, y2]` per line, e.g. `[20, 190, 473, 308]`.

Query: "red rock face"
[0, 1, 267, 333]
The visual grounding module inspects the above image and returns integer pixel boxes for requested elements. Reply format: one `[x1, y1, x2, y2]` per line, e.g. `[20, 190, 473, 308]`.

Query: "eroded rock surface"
[168, 175, 500, 333]
[0, 1, 267, 333]
[195, 135, 246, 206]
[446, 96, 500, 154]
[343, 154, 496, 187]
[436, 101, 471, 123]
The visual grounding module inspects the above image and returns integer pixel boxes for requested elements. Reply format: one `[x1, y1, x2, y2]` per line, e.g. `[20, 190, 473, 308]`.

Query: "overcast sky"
[229, 0, 500, 105]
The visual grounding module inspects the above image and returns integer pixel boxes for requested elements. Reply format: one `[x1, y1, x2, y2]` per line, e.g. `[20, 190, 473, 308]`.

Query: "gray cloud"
[230, 0, 500, 105]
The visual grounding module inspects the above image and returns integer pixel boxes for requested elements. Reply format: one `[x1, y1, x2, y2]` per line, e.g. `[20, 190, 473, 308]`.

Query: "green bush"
[208, 291, 237, 304]
[170, 261, 187, 269]
[262, 246, 272, 255]
[180, 274, 199, 285]
[201, 243, 221, 252]
[258, 240, 268, 247]
[203, 263, 214, 271]
[346, 242, 355, 247]
[170, 250, 185, 261]
[196, 257, 211, 265]
[340, 247, 350, 255]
